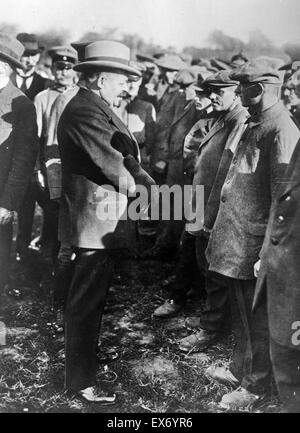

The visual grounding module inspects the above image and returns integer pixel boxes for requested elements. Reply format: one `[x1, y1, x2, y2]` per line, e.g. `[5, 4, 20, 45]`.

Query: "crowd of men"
[0, 30, 300, 412]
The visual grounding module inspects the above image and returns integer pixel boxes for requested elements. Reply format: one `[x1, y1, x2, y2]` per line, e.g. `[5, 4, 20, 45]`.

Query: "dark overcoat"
[57, 88, 140, 250]
[253, 138, 300, 349]
[206, 102, 300, 279]
[0, 81, 38, 211]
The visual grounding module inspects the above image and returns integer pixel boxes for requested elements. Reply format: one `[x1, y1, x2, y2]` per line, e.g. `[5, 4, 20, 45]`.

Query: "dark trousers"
[53, 243, 74, 311]
[270, 338, 300, 412]
[0, 222, 13, 295]
[171, 231, 205, 304]
[64, 248, 115, 391]
[195, 235, 230, 332]
[17, 180, 59, 258]
[229, 278, 272, 394]
[151, 159, 186, 252]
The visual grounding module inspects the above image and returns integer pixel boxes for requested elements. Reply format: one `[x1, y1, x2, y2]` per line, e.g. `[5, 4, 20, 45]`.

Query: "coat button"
[277, 215, 285, 224]
[221, 196, 226, 203]
[285, 195, 291, 201]
[271, 237, 279, 245]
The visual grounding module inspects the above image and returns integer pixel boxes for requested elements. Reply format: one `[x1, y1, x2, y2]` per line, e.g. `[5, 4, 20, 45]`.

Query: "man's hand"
[154, 160, 167, 173]
[254, 259, 261, 278]
[0, 207, 14, 225]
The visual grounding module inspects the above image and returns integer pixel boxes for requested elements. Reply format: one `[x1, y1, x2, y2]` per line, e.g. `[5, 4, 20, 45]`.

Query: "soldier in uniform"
[33, 46, 78, 264]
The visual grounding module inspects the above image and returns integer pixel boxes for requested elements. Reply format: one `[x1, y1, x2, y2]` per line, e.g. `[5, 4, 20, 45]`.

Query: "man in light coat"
[205, 63, 300, 409]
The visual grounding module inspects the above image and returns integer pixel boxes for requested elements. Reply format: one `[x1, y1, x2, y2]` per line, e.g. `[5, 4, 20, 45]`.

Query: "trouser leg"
[0, 222, 13, 296]
[270, 338, 300, 412]
[229, 279, 271, 394]
[16, 181, 36, 257]
[64, 249, 114, 391]
[195, 237, 230, 332]
[53, 243, 74, 312]
[171, 231, 205, 304]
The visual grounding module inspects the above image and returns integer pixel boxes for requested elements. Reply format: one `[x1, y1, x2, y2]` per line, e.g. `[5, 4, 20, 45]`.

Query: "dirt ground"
[0, 221, 280, 413]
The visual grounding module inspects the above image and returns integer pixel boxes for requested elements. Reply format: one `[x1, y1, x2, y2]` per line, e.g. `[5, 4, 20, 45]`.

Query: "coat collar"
[78, 87, 140, 159]
[246, 101, 284, 128]
[199, 102, 246, 149]
[171, 97, 195, 125]
[79, 87, 134, 138]
[0, 80, 21, 106]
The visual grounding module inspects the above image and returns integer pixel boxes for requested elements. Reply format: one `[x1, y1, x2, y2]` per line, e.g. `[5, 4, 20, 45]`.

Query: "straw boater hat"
[0, 32, 24, 69]
[73, 40, 141, 77]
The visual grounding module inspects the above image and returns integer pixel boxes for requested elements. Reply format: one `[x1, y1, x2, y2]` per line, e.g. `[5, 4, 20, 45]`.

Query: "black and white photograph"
[0, 0, 300, 418]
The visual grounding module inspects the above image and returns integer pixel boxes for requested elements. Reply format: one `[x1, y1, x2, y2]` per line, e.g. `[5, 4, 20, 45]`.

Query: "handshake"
[123, 155, 160, 217]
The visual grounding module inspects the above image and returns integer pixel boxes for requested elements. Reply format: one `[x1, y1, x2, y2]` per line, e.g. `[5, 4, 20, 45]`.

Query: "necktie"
[20, 76, 30, 93]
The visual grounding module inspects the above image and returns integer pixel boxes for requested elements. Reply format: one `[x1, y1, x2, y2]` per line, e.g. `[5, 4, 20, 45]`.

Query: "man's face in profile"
[98, 72, 129, 108]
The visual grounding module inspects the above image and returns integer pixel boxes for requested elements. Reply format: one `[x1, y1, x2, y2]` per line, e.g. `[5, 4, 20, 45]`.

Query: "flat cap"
[210, 58, 230, 71]
[174, 68, 198, 86]
[204, 70, 239, 88]
[156, 54, 187, 71]
[136, 53, 155, 63]
[230, 62, 283, 85]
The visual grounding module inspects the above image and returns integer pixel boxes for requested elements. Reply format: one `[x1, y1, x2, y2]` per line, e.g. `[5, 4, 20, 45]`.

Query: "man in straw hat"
[57, 40, 156, 404]
[0, 33, 38, 300]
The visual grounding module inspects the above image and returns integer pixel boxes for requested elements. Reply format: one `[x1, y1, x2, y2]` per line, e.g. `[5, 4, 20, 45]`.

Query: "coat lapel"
[198, 116, 225, 150]
[172, 99, 194, 126]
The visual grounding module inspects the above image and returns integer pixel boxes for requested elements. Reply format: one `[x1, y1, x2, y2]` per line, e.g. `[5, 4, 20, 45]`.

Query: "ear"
[97, 73, 105, 88]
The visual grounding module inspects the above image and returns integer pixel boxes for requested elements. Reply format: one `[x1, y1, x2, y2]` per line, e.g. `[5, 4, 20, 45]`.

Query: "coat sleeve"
[62, 103, 136, 193]
[0, 99, 38, 211]
[269, 126, 300, 199]
[34, 92, 45, 139]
